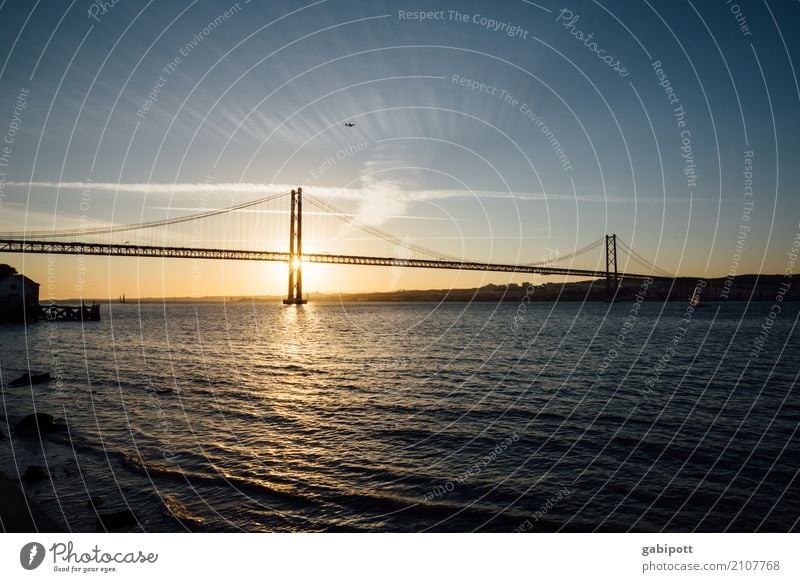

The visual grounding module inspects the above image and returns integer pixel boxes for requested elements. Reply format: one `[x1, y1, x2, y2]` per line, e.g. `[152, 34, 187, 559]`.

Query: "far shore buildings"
[0, 264, 40, 322]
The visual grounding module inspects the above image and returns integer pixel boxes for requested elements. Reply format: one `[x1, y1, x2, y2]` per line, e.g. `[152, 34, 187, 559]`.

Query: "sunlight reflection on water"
[0, 300, 798, 532]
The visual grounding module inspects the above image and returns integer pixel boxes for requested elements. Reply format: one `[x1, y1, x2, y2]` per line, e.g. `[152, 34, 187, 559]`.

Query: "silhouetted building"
[0, 264, 40, 322]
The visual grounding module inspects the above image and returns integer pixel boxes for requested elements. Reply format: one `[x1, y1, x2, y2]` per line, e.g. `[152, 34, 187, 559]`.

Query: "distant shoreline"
[48, 273, 800, 304]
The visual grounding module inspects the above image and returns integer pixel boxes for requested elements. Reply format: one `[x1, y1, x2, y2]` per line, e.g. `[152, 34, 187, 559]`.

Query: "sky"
[0, 0, 798, 299]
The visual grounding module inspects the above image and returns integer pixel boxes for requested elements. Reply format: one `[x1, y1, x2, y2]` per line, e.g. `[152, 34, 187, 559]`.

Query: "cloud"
[5, 180, 708, 206]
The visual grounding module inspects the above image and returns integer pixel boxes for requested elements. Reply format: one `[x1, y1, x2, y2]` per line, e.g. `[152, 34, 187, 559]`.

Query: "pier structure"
[40, 302, 101, 321]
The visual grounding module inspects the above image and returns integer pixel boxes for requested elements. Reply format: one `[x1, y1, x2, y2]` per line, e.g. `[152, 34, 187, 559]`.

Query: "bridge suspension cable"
[304, 192, 463, 262]
[525, 237, 605, 268]
[0, 191, 290, 240]
[615, 238, 673, 277]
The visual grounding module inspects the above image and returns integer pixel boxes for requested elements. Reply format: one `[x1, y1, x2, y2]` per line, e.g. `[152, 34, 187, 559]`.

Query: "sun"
[291, 257, 302, 271]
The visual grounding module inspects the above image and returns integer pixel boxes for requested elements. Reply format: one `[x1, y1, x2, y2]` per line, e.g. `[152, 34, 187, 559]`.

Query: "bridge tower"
[605, 234, 618, 301]
[283, 188, 307, 305]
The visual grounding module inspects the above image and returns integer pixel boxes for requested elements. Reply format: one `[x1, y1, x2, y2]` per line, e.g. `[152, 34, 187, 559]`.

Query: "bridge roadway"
[0, 239, 659, 280]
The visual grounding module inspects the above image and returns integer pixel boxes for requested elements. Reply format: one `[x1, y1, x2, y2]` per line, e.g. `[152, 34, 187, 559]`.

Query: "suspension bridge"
[0, 188, 674, 303]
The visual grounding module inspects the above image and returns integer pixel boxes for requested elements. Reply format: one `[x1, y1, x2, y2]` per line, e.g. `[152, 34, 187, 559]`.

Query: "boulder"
[10, 372, 52, 387]
[87, 496, 105, 509]
[22, 465, 49, 481]
[14, 413, 67, 435]
[96, 509, 138, 530]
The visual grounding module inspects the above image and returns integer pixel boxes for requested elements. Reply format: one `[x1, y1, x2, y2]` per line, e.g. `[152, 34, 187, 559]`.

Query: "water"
[1, 299, 798, 532]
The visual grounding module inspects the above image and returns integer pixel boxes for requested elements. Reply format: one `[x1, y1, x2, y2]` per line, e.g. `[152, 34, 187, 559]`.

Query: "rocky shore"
[0, 470, 63, 532]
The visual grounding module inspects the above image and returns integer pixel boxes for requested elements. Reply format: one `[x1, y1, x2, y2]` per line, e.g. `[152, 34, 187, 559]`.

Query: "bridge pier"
[284, 188, 307, 305]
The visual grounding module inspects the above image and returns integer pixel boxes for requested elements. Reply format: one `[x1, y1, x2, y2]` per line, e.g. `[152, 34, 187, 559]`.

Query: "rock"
[96, 509, 138, 530]
[87, 496, 105, 509]
[0, 472, 64, 532]
[14, 413, 67, 435]
[22, 465, 49, 481]
[10, 372, 51, 387]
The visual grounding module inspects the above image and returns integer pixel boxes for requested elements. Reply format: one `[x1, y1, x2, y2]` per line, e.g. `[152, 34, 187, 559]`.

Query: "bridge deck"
[0, 239, 660, 280]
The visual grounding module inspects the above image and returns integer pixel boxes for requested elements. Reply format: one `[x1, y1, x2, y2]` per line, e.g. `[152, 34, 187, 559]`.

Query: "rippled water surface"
[1, 300, 798, 532]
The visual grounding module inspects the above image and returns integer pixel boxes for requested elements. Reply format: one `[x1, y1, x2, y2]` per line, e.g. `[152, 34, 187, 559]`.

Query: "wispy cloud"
[6, 180, 708, 205]
[4, 179, 714, 230]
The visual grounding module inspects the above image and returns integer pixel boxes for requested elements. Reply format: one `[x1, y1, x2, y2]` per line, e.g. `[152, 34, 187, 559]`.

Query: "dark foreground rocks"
[21, 465, 50, 482]
[0, 471, 63, 532]
[96, 509, 138, 530]
[10, 372, 51, 387]
[14, 413, 67, 436]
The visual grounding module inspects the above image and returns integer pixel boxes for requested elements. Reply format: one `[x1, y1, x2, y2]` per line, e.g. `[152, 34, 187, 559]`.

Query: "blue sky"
[0, 0, 798, 297]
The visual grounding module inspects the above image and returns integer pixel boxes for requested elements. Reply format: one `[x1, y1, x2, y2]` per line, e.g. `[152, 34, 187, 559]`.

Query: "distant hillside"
[243, 274, 800, 303]
[72, 274, 798, 303]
